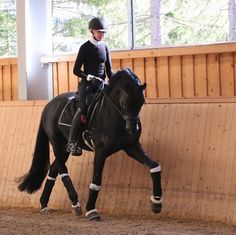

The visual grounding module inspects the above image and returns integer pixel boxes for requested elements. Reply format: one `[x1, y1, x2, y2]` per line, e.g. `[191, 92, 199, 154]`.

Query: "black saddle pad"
[58, 90, 104, 128]
[58, 97, 79, 127]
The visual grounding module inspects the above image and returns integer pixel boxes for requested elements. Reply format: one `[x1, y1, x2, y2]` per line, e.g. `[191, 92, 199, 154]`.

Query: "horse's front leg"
[85, 149, 107, 221]
[125, 143, 162, 214]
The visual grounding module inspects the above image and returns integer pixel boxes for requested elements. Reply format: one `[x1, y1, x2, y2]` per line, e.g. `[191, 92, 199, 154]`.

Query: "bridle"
[98, 81, 140, 123]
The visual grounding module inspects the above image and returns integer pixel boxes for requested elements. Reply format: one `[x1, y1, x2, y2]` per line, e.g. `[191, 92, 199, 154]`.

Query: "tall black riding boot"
[67, 108, 85, 156]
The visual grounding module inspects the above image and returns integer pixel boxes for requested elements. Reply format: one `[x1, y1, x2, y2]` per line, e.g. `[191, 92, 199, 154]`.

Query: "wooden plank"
[0, 57, 17, 66]
[12, 107, 34, 207]
[180, 104, 201, 216]
[134, 105, 153, 214]
[223, 104, 236, 222]
[182, 55, 194, 97]
[207, 54, 220, 97]
[107, 153, 125, 214]
[219, 53, 234, 96]
[203, 104, 226, 219]
[112, 59, 121, 72]
[110, 42, 236, 59]
[0, 107, 8, 203]
[169, 56, 182, 97]
[212, 104, 233, 221]
[159, 103, 178, 215]
[97, 152, 112, 212]
[190, 104, 208, 217]
[52, 63, 59, 96]
[145, 57, 157, 98]
[157, 57, 170, 98]
[1, 107, 20, 205]
[194, 54, 207, 97]
[68, 61, 78, 92]
[121, 58, 133, 70]
[40, 43, 236, 63]
[113, 152, 130, 213]
[58, 62, 69, 94]
[199, 103, 219, 219]
[234, 53, 236, 95]
[11, 64, 18, 100]
[133, 58, 146, 100]
[2, 65, 12, 101]
[0, 66, 3, 100]
[133, 58, 145, 84]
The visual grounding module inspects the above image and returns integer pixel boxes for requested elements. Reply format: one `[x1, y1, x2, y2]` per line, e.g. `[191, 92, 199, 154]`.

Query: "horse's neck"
[91, 90, 122, 127]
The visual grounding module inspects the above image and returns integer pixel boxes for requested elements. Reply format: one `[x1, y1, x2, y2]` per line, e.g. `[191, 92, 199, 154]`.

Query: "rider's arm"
[73, 45, 87, 79]
[105, 43, 113, 79]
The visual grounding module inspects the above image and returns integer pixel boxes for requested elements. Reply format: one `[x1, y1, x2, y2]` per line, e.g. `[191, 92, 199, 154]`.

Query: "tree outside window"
[0, 0, 235, 56]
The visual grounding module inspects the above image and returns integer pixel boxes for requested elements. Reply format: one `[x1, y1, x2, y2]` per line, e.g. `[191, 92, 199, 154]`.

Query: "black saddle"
[58, 95, 79, 127]
[58, 90, 104, 129]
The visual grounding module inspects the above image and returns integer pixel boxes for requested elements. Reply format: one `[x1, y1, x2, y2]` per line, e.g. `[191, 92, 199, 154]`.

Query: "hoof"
[40, 207, 50, 215]
[151, 202, 162, 214]
[85, 209, 101, 221]
[150, 196, 162, 214]
[71, 203, 82, 216]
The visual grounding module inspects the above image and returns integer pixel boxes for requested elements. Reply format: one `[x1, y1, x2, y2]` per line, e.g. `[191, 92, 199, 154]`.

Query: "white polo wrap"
[89, 183, 101, 191]
[85, 209, 98, 217]
[47, 176, 56, 181]
[150, 166, 161, 173]
[72, 201, 81, 208]
[150, 196, 162, 204]
[60, 173, 69, 178]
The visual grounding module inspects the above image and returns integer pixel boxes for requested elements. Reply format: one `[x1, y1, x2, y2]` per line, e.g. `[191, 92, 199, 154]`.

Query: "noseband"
[123, 115, 139, 123]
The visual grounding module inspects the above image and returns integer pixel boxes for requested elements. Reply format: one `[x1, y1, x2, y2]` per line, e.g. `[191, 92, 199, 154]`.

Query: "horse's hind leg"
[45, 143, 82, 215]
[40, 160, 58, 213]
[56, 145, 82, 216]
[124, 143, 162, 214]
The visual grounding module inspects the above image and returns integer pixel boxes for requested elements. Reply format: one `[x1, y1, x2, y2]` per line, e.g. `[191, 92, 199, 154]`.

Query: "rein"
[98, 84, 139, 122]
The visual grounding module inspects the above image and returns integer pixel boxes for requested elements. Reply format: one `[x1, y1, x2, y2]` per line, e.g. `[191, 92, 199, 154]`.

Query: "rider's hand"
[87, 74, 94, 81]
[80, 115, 86, 123]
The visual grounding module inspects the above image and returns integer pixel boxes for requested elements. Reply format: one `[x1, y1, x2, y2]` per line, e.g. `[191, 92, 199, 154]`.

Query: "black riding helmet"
[89, 17, 107, 32]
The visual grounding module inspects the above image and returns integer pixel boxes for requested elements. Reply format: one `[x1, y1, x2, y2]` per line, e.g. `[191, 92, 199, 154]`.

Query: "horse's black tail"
[17, 119, 50, 194]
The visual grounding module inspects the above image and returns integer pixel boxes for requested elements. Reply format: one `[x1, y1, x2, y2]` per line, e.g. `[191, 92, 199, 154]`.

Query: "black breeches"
[68, 79, 97, 143]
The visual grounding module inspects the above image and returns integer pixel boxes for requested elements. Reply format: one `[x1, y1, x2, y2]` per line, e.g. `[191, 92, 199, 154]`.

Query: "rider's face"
[92, 30, 106, 41]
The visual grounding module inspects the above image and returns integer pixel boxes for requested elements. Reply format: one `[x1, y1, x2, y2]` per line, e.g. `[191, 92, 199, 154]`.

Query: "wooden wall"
[41, 42, 236, 99]
[0, 57, 18, 101]
[1, 42, 236, 100]
[0, 99, 235, 224]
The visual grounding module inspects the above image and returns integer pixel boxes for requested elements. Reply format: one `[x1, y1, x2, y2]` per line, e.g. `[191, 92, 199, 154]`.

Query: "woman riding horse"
[17, 68, 162, 221]
[67, 17, 113, 156]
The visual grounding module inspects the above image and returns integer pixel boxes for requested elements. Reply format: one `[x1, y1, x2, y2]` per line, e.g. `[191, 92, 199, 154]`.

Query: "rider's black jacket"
[73, 38, 113, 111]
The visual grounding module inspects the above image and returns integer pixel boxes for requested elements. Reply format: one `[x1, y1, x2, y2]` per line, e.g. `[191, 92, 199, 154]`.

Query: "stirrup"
[67, 142, 83, 156]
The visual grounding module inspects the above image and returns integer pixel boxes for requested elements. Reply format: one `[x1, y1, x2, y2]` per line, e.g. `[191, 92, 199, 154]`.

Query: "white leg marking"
[47, 176, 56, 181]
[150, 166, 161, 173]
[150, 196, 162, 204]
[85, 209, 98, 217]
[89, 183, 101, 191]
[60, 173, 69, 179]
[72, 201, 81, 208]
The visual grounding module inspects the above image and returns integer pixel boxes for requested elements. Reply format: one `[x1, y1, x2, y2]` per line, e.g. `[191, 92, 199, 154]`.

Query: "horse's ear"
[140, 83, 147, 90]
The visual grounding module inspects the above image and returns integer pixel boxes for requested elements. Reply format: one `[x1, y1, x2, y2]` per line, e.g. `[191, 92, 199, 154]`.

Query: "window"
[52, 0, 129, 52]
[0, 0, 16, 56]
[52, 0, 231, 53]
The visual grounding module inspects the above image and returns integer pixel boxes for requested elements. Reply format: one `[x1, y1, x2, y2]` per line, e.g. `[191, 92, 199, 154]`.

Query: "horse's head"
[110, 68, 146, 135]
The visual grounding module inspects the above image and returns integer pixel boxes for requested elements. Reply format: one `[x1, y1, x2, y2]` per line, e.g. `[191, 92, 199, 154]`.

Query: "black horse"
[17, 68, 162, 221]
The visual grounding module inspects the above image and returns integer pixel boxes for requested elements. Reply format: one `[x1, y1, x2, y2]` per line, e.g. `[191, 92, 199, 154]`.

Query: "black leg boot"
[67, 109, 83, 156]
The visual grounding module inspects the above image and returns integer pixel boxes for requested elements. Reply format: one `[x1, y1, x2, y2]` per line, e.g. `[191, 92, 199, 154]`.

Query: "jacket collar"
[89, 37, 104, 46]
